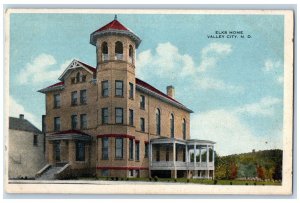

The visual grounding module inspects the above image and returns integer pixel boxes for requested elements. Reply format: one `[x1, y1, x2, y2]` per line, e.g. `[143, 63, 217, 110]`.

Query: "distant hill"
[215, 149, 282, 181]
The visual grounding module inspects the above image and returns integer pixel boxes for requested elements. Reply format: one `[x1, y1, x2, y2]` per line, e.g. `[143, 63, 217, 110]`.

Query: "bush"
[230, 181, 233, 185]
[154, 176, 158, 182]
[254, 182, 256, 185]
[214, 180, 218, 185]
[116, 177, 119, 181]
[187, 179, 190, 183]
[174, 179, 177, 182]
[149, 177, 152, 181]
[110, 177, 114, 181]
[245, 183, 248, 185]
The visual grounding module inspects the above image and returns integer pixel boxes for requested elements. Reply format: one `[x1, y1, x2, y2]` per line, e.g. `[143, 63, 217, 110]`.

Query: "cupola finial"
[114, 15, 117, 20]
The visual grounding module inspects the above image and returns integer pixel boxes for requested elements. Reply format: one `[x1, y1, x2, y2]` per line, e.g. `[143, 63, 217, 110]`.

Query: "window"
[102, 108, 109, 124]
[129, 45, 134, 63]
[115, 80, 123, 96]
[115, 108, 123, 124]
[33, 134, 38, 146]
[76, 142, 85, 161]
[156, 109, 161, 135]
[166, 147, 169, 161]
[129, 109, 134, 126]
[80, 89, 87, 104]
[135, 141, 140, 161]
[81, 75, 86, 82]
[115, 41, 123, 60]
[115, 138, 123, 159]
[80, 114, 87, 129]
[71, 115, 77, 129]
[182, 119, 186, 140]
[170, 114, 174, 138]
[54, 94, 61, 108]
[54, 117, 61, 131]
[156, 146, 160, 161]
[140, 95, 145, 109]
[71, 91, 78, 105]
[144, 143, 149, 158]
[102, 42, 109, 61]
[140, 118, 145, 132]
[102, 137, 109, 160]
[101, 81, 109, 97]
[129, 82, 134, 99]
[102, 169, 109, 177]
[71, 77, 76, 84]
[76, 72, 81, 83]
[129, 139, 134, 160]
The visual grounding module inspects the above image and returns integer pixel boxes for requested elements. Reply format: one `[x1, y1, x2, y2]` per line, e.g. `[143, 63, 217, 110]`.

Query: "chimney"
[19, 114, 24, 119]
[167, 85, 175, 98]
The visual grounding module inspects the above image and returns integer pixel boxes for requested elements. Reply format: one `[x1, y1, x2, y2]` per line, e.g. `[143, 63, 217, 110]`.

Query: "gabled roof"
[90, 18, 141, 48]
[9, 117, 41, 134]
[58, 59, 96, 81]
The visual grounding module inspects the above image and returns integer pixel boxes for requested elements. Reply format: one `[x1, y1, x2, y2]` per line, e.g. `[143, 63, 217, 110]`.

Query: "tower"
[90, 17, 142, 172]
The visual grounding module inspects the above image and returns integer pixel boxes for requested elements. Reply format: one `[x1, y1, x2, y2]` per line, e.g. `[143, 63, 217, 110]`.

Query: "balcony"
[115, 53, 123, 60]
[151, 161, 214, 170]
[102, 54, 109, 61]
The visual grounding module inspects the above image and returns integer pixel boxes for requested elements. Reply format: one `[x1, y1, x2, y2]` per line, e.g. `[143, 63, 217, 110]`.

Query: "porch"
[149, 138, 215, 179]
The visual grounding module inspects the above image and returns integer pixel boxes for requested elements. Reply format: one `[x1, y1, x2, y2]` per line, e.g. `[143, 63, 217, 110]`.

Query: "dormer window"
[76, 72, 80, 83]
[72, 72, 87, 84]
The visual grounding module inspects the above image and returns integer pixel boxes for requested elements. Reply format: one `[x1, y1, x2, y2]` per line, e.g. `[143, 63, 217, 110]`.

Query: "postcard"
[4, 9, 294, 195]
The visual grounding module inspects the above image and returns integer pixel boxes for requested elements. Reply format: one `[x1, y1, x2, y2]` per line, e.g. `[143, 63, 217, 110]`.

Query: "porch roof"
[150, 137, 215, 145]
[47, 130, 92, 141]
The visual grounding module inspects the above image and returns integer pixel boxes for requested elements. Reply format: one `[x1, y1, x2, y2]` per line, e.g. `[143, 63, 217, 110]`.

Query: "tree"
[272, 163, 282, 181]
[256, 165, 266, 180]
[230, 163, 238, 180]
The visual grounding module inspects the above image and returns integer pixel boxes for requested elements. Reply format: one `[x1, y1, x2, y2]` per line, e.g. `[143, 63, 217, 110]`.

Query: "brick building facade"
[38, 17, 215, 179]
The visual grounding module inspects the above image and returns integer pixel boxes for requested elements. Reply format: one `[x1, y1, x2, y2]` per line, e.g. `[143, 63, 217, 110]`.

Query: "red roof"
[77, 61, 96, 73]
[52, 129, 90, 136]
[92, 19, 129, 34]
[46, 81, 64, 88]
[135, 78, 183, 106]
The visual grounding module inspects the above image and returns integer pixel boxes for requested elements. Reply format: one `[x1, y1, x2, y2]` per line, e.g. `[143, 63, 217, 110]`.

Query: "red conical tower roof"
[90, 15, 141, 48]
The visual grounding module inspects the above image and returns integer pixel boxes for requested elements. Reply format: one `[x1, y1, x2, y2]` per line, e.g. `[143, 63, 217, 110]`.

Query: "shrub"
[214, 180, 218, 185]
[254, 182, 256, 185]
[110, 177, 114, 181]
[154, 176, 158, 182]
[149, 177, 152, 181]
[116, 177, 119, 181]
[245, 183, 248, 185]
[174, 179, 177, 182]
[230, 181, 233, 185]
[187, 179, 190, 183]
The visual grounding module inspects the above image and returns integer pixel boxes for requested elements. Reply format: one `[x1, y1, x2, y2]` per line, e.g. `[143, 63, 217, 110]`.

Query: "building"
[8, 114, 45, 179]
[38, 17, 215, 179]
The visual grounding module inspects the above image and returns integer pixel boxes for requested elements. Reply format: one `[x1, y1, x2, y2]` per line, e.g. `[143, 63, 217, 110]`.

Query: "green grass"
[92, 177, 281, 185]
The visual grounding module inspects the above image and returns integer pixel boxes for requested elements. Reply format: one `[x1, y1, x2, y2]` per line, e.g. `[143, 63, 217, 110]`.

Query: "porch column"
[68, 140, 75, 165]
[193, 143, 196, 176]
[199, 146, 202, 164]
[185, 144, 188, 163]
[212, 145, 215, 163]
[206, 145, 209, 178]
[173, 141, 177, 179]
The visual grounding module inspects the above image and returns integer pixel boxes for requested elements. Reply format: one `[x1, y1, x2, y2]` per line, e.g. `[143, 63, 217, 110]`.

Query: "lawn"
[93, 177, 281, 185]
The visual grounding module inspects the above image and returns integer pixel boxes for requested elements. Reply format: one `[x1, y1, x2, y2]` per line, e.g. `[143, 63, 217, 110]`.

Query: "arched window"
[129, 45, 134, 63]
[170, 114, 174, 138]
[182, 119, 186, 140]
[101, 42, 108, 61]
[115, 41, 123, 60]
[156, 109, 161, 135]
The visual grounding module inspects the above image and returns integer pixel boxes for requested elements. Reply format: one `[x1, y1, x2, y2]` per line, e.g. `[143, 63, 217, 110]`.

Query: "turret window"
[71, 115, 78, 129]
[156, 109, 161, 135]
[115, 41, 123, 60]
[115, 80, 123, 96]
[102, 42, 109, 61]
[115, 108, 123, 124]
[183, 119, 186, 140]
[129, 45, 134, 63]
[101, 80, 109, 97]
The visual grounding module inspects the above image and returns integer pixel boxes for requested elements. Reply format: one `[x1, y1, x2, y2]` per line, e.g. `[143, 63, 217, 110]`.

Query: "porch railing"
[151, 161, 214, 170]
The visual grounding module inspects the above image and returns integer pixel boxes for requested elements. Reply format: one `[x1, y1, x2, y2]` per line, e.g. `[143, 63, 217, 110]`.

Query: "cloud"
[191, 108, 282, 156]
[9, 96, 41, 130]
[17, 54, 72, 84]
[199, 42, 232, 72]
[136, 42, 241, 92]
[234, 96, 281, 117]
[195, 77, 244, 93]
[262, 59, 283, 85]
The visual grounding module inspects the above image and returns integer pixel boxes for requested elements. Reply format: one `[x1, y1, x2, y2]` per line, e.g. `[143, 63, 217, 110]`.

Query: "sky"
[9, 13, 284, 156]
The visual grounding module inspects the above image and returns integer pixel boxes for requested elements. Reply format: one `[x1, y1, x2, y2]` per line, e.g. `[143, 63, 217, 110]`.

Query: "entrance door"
[54, 141, 61, 162]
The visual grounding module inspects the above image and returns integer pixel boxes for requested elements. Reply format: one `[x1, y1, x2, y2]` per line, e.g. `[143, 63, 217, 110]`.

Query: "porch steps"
[36, 165, 65, 180]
